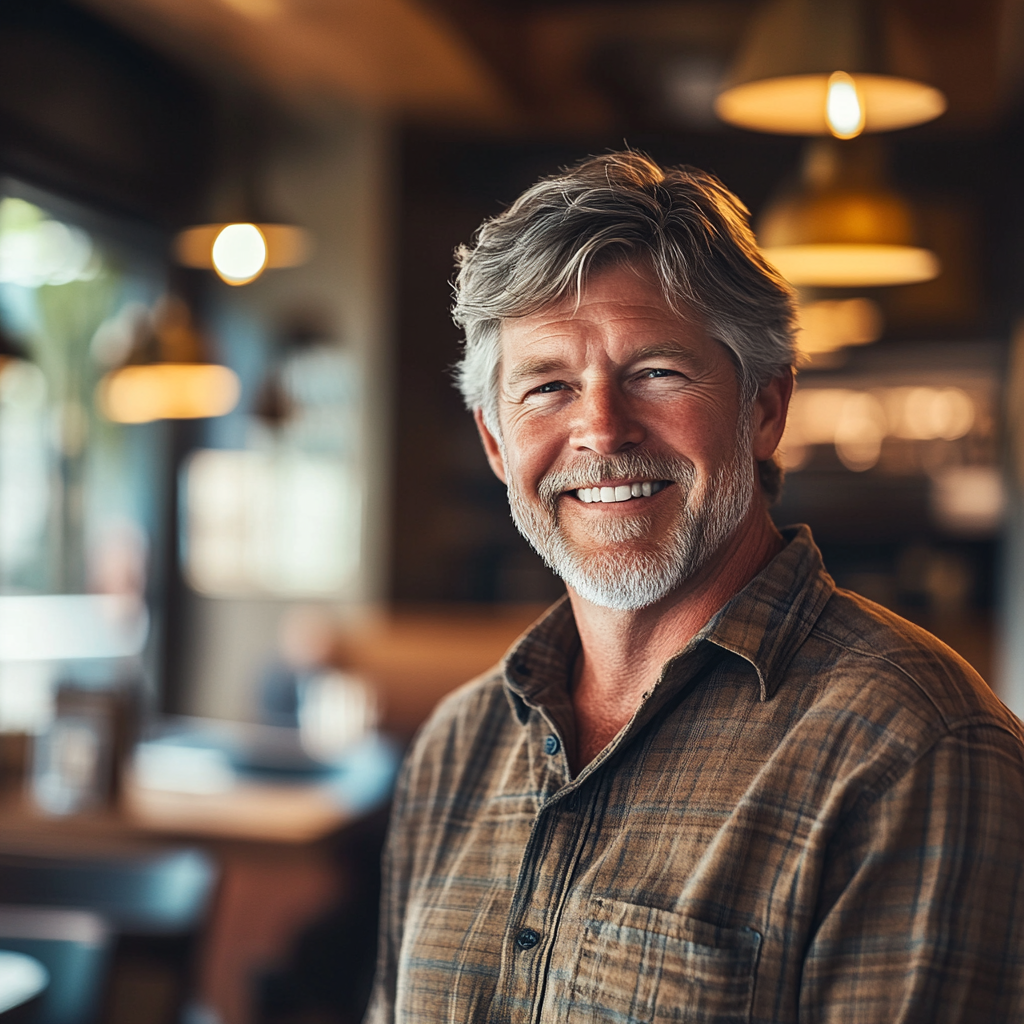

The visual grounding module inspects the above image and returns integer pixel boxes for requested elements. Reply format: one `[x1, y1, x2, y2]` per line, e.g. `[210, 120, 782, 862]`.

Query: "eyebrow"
[504, 358, 568, 391]
[504, 342, 695, 392]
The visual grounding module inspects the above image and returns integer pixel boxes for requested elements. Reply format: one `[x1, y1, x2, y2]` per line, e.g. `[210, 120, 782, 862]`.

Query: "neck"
[565, 503, 783, 771]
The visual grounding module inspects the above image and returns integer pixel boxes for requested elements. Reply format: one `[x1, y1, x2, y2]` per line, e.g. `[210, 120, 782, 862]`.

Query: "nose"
[569, 379, 646, 455]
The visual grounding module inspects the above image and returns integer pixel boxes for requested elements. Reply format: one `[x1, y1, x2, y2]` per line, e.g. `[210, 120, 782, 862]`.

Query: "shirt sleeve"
[800, 722, 1024, 1023]
[362, 754, 415, 1024]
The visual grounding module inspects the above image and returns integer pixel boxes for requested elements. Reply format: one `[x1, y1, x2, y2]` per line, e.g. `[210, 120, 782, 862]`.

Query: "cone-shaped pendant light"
[97, 297, 240, 423]
[758, 138, 940, 287]
[715, 0, 946, 137]
[173, 92, 311, 286]
[175, 221, 309, 286]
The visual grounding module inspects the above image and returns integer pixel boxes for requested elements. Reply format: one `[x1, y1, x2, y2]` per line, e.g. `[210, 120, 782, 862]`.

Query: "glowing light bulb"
[825, 71, 865, 139]
[211, 223, 268, 285]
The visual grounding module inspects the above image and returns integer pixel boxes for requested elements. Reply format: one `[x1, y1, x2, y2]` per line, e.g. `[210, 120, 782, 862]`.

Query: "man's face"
[475, 263, 771, 610]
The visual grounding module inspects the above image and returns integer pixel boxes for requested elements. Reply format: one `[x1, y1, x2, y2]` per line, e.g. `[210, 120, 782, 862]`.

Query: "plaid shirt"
[366, 526, 1024, 1024]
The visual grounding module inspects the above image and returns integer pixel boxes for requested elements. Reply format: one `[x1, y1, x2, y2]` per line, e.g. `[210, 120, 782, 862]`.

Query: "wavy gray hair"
[451, 150, 798, 501]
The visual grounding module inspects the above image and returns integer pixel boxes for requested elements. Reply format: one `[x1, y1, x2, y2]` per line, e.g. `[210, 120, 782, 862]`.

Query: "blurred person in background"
[365, 152, 1024, 1023]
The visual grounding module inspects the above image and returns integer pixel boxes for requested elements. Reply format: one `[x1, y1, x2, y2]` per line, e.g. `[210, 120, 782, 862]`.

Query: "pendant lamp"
[173, 92, 311, 286]
[96, 297, 240, 423]
[174, 221, 309, 287]
[715, 0, 946, 137]
[757, 138, 940, 288]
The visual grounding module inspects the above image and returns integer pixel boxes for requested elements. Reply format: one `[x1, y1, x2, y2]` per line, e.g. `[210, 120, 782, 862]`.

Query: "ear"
[751, 370, 794, 461]
[474, 407, 507, 484]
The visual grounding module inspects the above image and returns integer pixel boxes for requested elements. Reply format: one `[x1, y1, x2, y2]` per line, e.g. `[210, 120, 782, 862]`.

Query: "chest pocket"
[569, 898, 761, 1024]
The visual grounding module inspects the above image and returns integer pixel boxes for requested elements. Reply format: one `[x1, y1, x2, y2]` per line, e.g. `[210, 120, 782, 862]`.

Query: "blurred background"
[0, 0, 1022, 1021]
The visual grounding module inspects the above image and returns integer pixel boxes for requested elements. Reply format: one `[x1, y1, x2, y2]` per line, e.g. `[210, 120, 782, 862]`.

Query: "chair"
[0, 906, 110, 1024]
[0, 845, 217, 1024]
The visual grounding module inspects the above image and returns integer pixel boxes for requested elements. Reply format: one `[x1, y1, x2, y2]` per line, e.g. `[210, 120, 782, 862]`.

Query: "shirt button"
[544, 734, 560, 755]
[515, 928, 540, 950]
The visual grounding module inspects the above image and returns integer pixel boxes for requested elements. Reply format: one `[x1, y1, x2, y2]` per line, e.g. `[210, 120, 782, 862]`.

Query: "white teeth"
[576, 481, 665, 503]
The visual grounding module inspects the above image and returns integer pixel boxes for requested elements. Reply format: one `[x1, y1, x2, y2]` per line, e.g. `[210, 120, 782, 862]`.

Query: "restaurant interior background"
[0, 0, 1023, 1021]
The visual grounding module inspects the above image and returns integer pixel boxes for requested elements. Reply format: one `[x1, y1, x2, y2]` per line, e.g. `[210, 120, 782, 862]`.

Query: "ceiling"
[79, 0, 1024, 136]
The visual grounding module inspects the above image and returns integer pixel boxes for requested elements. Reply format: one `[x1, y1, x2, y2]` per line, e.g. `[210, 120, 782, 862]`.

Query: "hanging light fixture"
[96, 297, 240, 423]
[715, 0, 946, 137]
[173, 91, 311, 286]
[757, 138, 940, 288]
[174, 221, 309, 286]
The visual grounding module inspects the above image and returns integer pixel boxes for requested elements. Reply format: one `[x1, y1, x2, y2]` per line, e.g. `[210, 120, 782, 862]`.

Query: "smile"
[574, 480, 669, 503]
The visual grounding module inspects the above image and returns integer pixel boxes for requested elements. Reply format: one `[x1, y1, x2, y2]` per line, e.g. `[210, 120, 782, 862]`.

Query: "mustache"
[536, 450, 695, 509]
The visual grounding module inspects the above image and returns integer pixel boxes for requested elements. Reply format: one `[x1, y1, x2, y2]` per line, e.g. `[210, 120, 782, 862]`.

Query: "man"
[366, 152, 1024, 1023]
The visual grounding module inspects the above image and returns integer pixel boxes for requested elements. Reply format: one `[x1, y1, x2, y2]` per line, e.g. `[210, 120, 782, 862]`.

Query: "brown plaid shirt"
[366, 526, 1024, 1023]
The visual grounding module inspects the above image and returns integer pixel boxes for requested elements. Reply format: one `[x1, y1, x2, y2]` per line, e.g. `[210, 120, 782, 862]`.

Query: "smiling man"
[365, 152, 1024, 1024]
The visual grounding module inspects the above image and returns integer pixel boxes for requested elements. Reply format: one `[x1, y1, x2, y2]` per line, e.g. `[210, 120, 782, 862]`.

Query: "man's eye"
[532, 381, 567, 394]
[644, 368, 679, 378]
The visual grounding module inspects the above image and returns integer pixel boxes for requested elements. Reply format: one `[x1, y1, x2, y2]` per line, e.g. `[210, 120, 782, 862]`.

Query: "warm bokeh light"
[762, 243, 940, 287]
[715, 74, 946, 136]
[174, 222, 310, 280]
[797, 297, 882, 355]
[825, 71, 864, 139]
[211, 223, 268, 285]
[929, 466, 1006, 535]
[97, 363, 241, 423]
[780, 386, 977, 473]
[888, 387, 975, 441]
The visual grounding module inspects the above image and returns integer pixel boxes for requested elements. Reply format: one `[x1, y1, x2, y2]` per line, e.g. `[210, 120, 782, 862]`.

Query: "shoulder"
[395, 663, 517, 800]
[804, 587, 1023, 750]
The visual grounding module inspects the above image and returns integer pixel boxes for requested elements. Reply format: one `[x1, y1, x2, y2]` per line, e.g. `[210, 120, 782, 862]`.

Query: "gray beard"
[505, 419, 755, 611]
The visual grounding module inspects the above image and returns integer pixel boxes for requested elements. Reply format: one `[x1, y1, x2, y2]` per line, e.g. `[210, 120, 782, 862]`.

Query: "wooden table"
[0, 739, 398, 1024]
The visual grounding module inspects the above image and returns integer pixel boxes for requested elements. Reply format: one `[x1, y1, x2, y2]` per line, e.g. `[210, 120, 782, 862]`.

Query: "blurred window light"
[825, 71, 865, 139]
[184, 450, 361, 597]
[0, 360, 49, 575]
[211, 224, 268, 285]
[929, 465, 1005, 535]
[0, 595, 149, 662]
[0, 662, 55, 733]
[0, 198, 99, 288]
[796, 298, 882, 355]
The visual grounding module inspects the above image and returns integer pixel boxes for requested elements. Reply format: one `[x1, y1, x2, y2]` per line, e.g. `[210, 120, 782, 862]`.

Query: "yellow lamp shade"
[715, 0, 946, 136]
[98, 363, 241, 423]
[716, 73, 946, 137]
[763, 244, 939, 288]
[757, 139, 941, 288]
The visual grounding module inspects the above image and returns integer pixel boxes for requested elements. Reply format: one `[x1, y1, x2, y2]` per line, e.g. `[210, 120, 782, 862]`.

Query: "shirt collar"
[703, 524, 835, 700]
[502, 524, 835, 719]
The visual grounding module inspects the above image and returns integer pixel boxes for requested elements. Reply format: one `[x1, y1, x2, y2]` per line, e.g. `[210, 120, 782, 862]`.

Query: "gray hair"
[451, 151, 798, 501]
